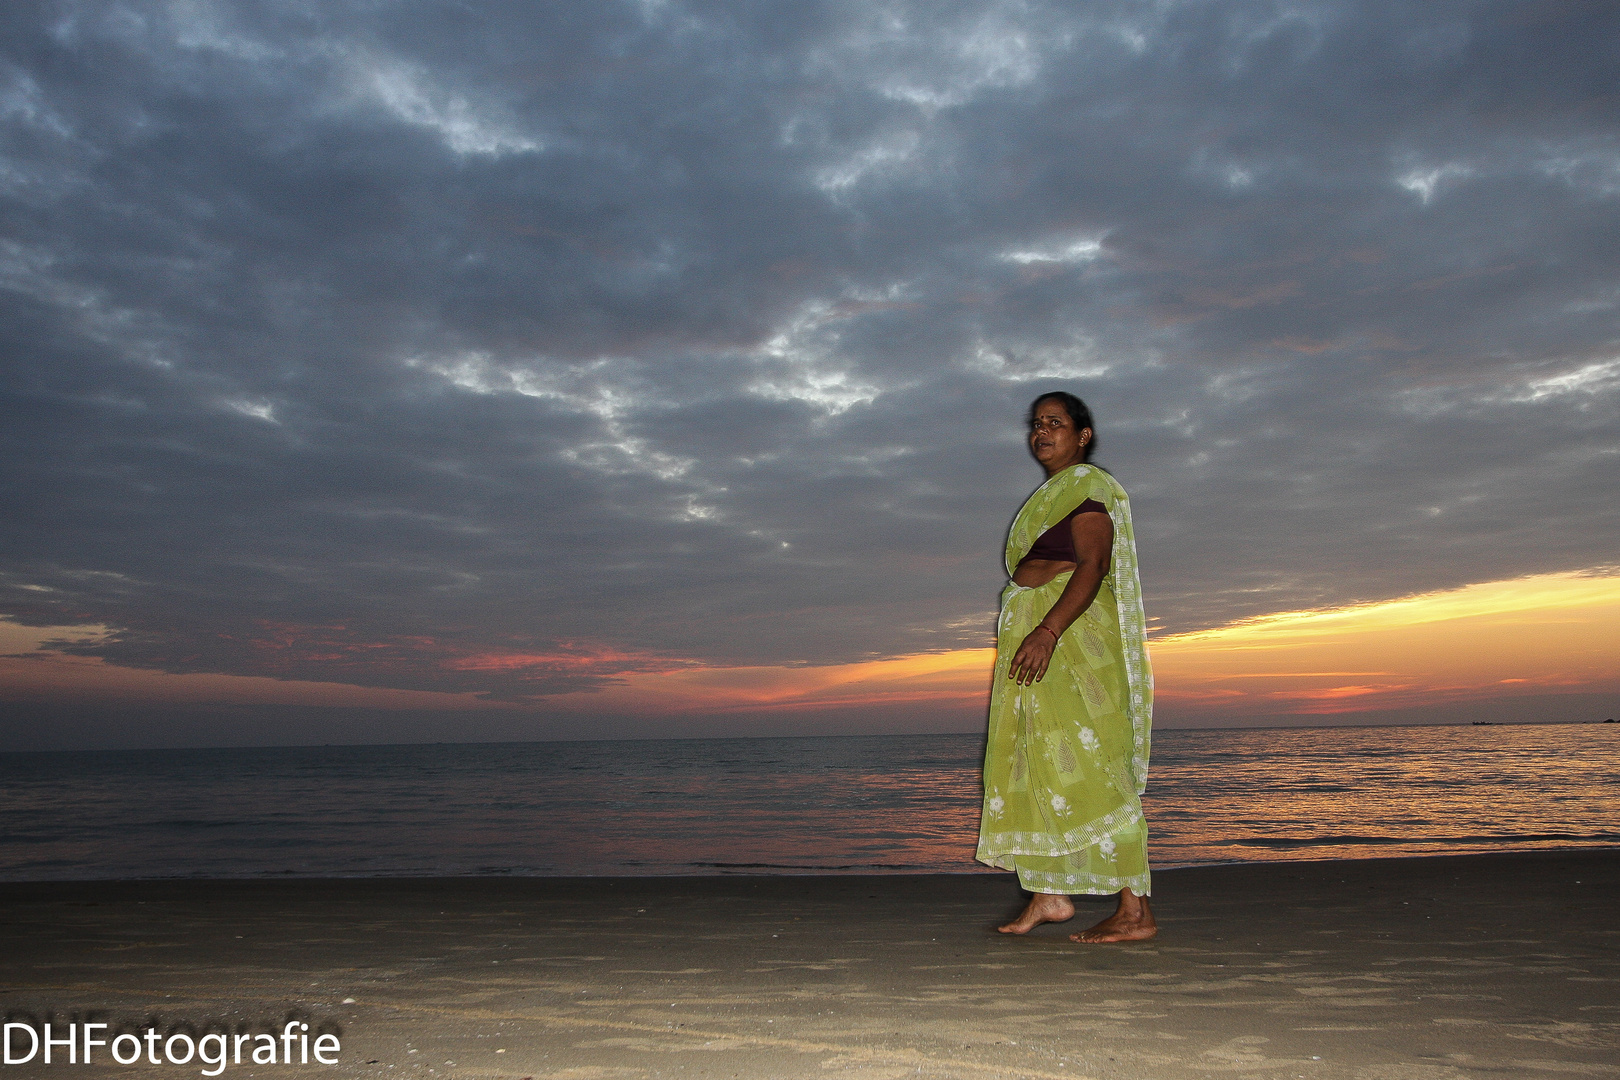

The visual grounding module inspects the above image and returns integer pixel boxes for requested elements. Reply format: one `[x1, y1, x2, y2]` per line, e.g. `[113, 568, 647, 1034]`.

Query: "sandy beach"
[3, 850, 1616, 1080]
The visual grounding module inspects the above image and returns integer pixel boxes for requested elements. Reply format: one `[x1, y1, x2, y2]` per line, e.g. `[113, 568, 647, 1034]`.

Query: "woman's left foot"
[998, 892, 1075, 934]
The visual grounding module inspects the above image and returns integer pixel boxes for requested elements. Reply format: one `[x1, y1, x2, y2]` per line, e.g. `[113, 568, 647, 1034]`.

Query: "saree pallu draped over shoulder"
[975, 463, 1154, 896]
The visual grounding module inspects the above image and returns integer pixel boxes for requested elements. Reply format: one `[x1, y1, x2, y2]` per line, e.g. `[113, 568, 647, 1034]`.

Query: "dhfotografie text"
[5, 1021, 339, 1073]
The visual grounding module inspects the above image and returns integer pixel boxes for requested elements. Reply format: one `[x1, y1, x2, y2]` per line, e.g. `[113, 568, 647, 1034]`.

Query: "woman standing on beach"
[976, 392, 1156, 942]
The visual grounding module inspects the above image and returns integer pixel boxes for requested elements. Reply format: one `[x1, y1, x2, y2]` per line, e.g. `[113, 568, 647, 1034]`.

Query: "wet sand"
[3, 850, 1616, 1079]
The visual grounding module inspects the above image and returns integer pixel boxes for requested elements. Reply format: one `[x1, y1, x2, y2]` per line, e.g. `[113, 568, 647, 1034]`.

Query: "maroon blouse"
[1015, 499, 1107, 567]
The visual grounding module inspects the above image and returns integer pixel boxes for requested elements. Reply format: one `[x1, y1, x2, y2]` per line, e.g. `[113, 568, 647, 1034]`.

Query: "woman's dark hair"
[1029, 391, 1096, 461]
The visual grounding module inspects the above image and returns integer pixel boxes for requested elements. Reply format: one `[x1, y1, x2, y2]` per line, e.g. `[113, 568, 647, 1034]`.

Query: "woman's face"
[1029, 401, 1089, 472]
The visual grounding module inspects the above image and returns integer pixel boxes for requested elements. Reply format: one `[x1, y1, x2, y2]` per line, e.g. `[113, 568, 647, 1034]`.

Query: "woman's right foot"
[1070, 895, 1157, 943]
[998, 892, 1075, 934]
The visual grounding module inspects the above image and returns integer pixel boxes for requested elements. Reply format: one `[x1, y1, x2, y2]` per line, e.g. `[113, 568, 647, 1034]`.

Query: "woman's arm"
[1007, 510, 1114, 685]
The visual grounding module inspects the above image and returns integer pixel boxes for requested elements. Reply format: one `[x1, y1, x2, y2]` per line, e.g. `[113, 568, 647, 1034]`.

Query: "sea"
[1, 723, 1616, 881]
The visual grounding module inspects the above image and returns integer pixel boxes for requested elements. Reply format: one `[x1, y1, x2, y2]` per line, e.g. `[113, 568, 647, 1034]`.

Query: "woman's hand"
[1008, 626, 1059, 685]
[1007, 511, 1112, 687]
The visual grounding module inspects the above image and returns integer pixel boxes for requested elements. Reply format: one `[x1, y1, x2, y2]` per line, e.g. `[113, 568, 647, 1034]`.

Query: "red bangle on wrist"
[1033, 625, 1059, 643]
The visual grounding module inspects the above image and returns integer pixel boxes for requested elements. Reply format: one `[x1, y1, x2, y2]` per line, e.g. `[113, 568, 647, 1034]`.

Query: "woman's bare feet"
[998, 891, 1075, 934]
[1070, 889, 1157, 943]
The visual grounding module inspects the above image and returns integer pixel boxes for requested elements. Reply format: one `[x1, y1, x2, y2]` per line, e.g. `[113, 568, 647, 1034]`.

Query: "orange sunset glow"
[582, 567, 1620, 720]
[6, 568, 1615, 728]
[584, 647, 998, 715]
[1148, 568, 1620, 717]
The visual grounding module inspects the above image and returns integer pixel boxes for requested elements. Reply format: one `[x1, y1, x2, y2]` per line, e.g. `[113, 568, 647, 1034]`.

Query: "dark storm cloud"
[2, 0, 1617, 700]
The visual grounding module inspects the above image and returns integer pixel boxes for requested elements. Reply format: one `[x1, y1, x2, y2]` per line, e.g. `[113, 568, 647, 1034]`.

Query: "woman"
[976, 391, 1156, 942]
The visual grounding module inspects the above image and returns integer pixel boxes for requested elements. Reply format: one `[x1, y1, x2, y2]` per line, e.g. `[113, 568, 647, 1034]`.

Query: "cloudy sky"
[2, 0, 1617, 749]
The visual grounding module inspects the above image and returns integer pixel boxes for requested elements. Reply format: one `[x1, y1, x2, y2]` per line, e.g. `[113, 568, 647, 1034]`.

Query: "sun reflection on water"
[1, 724, 1616, 879]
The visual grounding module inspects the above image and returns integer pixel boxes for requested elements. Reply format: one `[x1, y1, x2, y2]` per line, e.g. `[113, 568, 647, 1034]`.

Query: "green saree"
[975, 463, 1154, 896]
